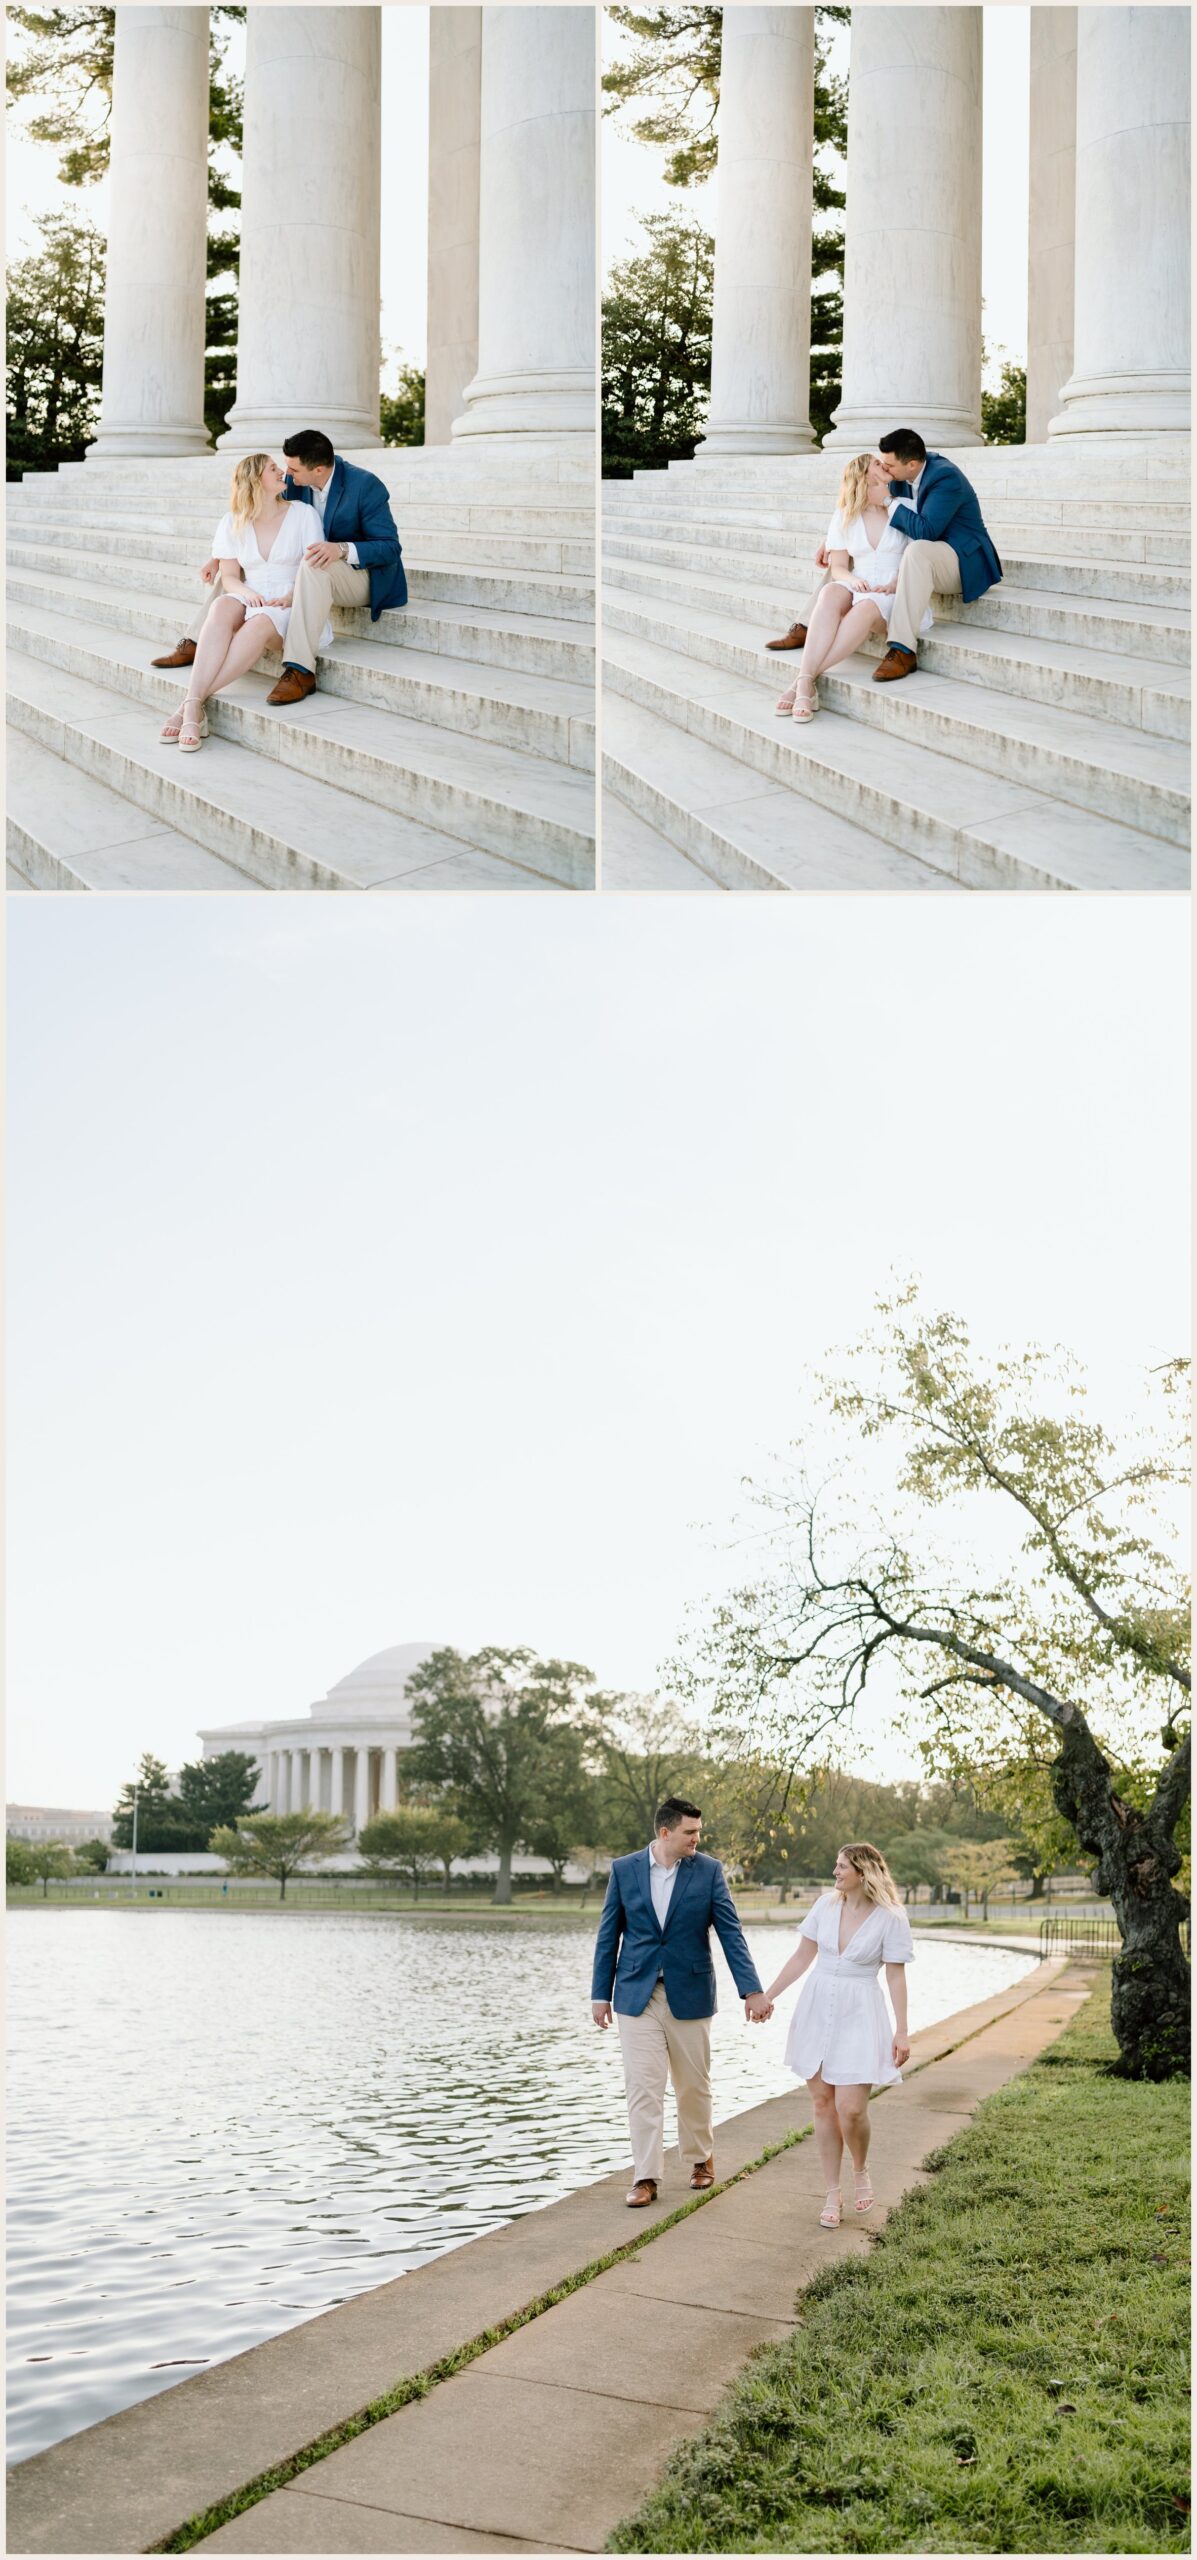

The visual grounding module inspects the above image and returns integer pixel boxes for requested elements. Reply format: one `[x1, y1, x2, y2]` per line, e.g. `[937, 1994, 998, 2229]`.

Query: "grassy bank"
[610, 1973, 1190, 2556]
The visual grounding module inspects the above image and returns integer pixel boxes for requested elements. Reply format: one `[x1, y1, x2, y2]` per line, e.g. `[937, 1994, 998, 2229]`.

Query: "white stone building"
[198, 1640, 440, 1836]
[6, 1806, 115, 1845]
[603, 5, 1190, 893]
[7, 6, 596, 892]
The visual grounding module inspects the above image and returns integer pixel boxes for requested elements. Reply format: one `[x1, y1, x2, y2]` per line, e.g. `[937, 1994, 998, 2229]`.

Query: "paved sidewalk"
[8, 1955, 1079, 2555]
[199, 1963, 1087, 2556]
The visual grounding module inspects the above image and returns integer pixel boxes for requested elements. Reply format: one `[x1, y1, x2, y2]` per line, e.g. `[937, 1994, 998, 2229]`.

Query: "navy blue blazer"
[285, 457, 407, 616]
[888, 454, 1002, 603]
[591, 1848, 763, 2020]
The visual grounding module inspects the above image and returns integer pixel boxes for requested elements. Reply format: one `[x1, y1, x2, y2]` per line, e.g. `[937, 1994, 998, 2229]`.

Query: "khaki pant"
[181, 559, 371, 672]
[617, 1981, 713, 2185]
[887, 539, 962, 653]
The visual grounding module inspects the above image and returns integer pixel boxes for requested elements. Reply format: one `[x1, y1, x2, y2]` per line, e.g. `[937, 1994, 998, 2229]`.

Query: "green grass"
[609, 1974, 1190, 2556]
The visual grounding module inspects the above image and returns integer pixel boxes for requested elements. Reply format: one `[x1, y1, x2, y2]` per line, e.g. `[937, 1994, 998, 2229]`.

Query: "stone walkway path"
[201, 1962, 1086, 2556]
[8, 1957, 1085, 2555]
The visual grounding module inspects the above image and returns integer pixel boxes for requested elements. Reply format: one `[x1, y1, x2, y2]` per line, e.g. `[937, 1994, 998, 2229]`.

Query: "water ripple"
[7, 1910, 1034, 2461]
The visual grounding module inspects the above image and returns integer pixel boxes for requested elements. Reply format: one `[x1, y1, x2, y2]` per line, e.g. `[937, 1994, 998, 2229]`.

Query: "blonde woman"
[760, 1843, 914, 2228]
[159, 456, 333, 752]
[775, 454, 933, 723]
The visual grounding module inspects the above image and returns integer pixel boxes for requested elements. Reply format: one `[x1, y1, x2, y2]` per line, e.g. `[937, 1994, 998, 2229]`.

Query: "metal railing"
[1039, 1914, 1191, 1960]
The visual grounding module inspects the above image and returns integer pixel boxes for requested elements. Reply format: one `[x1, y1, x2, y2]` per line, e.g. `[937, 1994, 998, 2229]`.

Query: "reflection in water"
[7, 1909, 1035, 2460]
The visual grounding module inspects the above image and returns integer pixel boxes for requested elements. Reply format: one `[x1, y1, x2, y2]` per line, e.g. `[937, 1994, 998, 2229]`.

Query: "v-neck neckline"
[253, 507, 290, 564]
[836, 1897, 874, 1956]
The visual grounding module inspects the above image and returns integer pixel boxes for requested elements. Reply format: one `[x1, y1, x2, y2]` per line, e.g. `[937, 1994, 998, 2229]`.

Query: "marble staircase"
[601, 445, 1190, 892]
[6, 451, 596, 892]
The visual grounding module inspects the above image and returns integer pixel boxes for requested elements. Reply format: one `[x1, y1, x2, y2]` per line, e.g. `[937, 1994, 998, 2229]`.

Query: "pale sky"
[7, 898, 1188, 1811]
[603, 5, 1031, 385]
[6, 4, 431, 375]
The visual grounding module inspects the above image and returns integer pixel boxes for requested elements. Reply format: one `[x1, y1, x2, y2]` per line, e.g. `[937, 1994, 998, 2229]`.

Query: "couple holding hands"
[591, 1798, 913, 2233]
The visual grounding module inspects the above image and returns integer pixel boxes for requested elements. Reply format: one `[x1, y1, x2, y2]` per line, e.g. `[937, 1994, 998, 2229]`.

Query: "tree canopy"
[6, 211, 104, 477]
[112, 1749, 260, 1852]
[678, 1288, 1190, 2079]
[209, 1810, 349, 1900]
[602, 212, 713, 477]
[405, 1645, 601, 1903]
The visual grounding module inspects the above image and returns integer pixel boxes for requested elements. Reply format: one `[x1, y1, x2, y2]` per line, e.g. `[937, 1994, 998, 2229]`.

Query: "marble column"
[353, 1749, 372, 1836]
[426, 8, 482, 446]
[330, 1747, 346, 1820]
[1026, 10, 1076, 442]
[1049, 8, 1190, 438]
[451, 6, 595, 452]
[699, 10, 816, 456]
[88, 8, 211, 457]
[381, 1747, 399, 1811]
[825, 7, 983, 448]
[274, 1754, 289, 1815]
[219, 8, 382, 450]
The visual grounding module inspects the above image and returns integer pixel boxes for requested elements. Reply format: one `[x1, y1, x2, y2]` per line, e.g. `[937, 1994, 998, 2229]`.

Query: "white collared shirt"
[310, 472, 358, 567]
[646, 1840, 679, 1928]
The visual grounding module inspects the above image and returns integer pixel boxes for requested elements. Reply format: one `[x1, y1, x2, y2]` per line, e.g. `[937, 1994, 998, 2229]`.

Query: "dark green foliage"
[175, 1752, 262, 1838]
[111, 1749, 259, 1852]
[983, 357, 1028, 447]
[380, 362, 425, 448]
[610, 1979, 1191, 2554]
[405, 1646, 599, 1904]
[602, 212, 713, 475]
[6, 211, 104, 477]
[602, 6, 848, 456]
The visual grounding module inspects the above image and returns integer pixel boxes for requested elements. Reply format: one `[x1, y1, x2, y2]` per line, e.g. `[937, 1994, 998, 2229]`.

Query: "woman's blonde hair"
[230, 452, 274, 529]
[837, 1842, 902, 1910]
[836, 453, 877, 528]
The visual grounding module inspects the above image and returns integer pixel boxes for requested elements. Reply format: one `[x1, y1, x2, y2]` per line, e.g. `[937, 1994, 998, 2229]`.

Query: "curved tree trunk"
[1052, 1720, 1189, 2080]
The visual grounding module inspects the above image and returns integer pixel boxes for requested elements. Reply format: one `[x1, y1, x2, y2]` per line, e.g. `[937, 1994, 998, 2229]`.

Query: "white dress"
[824, 505, 934, 636]
[211, 502, 333, 650]
[784, 1890, 915, 2088]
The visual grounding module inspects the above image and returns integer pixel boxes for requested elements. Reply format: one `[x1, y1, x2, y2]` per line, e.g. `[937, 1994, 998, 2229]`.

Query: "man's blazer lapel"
[322, 455, 347, 538]
[632, 1850, 664, 1936]
[660, 1853, 696, 1937]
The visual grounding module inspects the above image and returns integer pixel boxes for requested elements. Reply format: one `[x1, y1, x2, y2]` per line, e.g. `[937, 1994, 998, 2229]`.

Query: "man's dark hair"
[879, 428, 927, 463]
[282, 429, 335, 468]
[655, 1795, 702, 1832]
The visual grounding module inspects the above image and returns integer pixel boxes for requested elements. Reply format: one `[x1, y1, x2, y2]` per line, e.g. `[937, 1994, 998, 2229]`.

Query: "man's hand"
[592, 2001, 613, 2029]
[304, 540, 343, 569]
[744, 1992, 773, 2023]
[813, 543, 831, 571]
[200, 557, 220, 585]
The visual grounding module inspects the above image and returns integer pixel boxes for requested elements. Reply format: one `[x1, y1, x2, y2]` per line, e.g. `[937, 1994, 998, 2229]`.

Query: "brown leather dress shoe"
[873, 644, 917, 682]
[626, 2178, 658, 2208]
[766, 623, 808, 651]
[151, 640, 197, 668]
[689, 2157, 716, 2191]
[267, 667, 317, 706]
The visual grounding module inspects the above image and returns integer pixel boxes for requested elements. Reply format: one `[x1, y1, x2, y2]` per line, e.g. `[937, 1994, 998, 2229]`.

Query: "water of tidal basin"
[7, 1909, 1036, 2461]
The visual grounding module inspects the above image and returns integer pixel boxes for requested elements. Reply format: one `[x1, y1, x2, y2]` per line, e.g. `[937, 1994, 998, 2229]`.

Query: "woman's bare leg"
[815, 600, 885, 674]
[194, 615, 279, 702]
[188, 595, 247, 705]
[808, 2068, 844, 2187]
[834, 2082, 871, 2174]
[777, 587, 851, 707]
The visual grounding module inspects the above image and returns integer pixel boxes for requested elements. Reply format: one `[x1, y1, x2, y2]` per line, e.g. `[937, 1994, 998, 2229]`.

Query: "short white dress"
[824, 505, 934, 636]
[210, 502, 333, 649]
[784, 1890, 915, 2088]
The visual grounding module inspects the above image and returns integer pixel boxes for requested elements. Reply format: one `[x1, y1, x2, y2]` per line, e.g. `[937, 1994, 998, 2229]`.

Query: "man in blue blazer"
[872, 426, 1002, 682]
[591, 1796, 772, 2207]
[267, 427, 407, 705]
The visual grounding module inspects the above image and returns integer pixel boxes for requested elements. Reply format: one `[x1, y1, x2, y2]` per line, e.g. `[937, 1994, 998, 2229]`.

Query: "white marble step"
[604, 628, 1188, 891]
[634, 445, 1191, 496]
[603, 523, 1188, 610]
[6, 654, 563, 893]
[599, 791, 719, 891]
[8, 606, 594, 884]
[6, 543, 595, 680]
[607, 597, 1187, 842]
[8, 492, 594, 537]
[6, 569, 594, 770]
[7, 518, 593, 624]
[600, 549, 1191, 667]
[605, 502, 1186, 570]
[7, 502, 592, 576]
[602, 582, 1189, 743]
[6, 725, 259, 891]
[604, 696, 960, 893]
[607, 489, 1190, 531]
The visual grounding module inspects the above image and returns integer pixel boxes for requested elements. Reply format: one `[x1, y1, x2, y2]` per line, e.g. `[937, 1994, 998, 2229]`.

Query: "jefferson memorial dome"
[197, 1641, 444, 1835]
